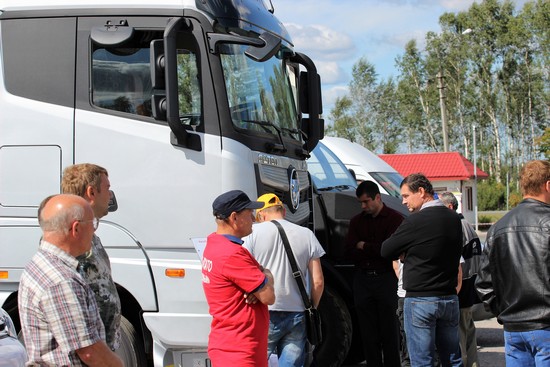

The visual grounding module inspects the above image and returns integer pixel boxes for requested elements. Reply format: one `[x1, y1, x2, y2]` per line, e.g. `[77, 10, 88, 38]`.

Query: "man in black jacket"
[381, 174, 463, 367]
[476, 160, 550, 367]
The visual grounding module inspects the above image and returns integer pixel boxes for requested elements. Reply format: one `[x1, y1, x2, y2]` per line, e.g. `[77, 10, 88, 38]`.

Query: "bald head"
[39, 194, 95, 257]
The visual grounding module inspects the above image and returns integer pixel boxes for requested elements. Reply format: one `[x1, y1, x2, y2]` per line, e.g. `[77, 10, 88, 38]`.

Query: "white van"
[320, 137, 403, 198]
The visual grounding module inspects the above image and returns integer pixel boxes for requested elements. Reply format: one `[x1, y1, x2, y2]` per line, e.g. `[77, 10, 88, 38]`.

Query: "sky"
[271, 0, 527, 119]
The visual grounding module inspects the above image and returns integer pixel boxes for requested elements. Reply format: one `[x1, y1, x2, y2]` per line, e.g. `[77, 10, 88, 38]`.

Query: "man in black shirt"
[381, 174, 463, 367]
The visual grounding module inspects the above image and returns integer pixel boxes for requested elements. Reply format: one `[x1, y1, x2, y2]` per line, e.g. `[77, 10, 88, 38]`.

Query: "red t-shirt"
[202, 233, 269, 367]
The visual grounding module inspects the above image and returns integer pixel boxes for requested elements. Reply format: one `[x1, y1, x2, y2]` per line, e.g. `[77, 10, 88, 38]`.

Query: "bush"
[509, 191, 522, 208]
[478, 215, 493, 223]
[478, 180, 506, 210]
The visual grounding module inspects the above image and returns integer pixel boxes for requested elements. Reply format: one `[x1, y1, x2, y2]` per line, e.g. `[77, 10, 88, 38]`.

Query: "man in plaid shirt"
[18, 194, 122, 366]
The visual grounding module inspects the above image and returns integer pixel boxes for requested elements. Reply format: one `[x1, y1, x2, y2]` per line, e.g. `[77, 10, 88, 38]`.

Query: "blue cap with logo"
[212, 190, 264, 219]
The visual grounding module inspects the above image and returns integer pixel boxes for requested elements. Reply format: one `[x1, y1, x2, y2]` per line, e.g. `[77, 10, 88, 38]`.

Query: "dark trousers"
[353, 270, 400, 367]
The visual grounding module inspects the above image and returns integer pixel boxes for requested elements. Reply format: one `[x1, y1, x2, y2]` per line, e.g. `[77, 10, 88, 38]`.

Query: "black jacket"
[381, 204, 462, 297]
[475, 198, 550, 332]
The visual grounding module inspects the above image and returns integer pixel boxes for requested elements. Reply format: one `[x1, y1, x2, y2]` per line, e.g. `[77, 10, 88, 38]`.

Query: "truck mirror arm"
[158, 17, 202, 151]
[207, 32, 281, 62]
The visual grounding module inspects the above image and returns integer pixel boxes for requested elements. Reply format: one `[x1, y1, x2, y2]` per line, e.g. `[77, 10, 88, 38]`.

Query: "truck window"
[369, 172, 403, 198]
[92, 46, 153, 116]
[309, 143, 357, 190]
[91, 32, 201, 124]
[177, 50, 201, 126]
[220, 45, 299, 139]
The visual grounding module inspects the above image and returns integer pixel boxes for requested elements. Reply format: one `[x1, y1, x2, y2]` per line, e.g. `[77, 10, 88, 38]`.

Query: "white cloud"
[316, 61, 348, 85]
[285, 23, 356, 61]
[321, 85, 349, 115]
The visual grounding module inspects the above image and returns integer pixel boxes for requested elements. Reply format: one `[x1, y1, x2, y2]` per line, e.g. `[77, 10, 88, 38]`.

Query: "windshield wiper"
[240, 119, 287, 153]
[316, 184, 354, 192]
[280, 127, 301, 139]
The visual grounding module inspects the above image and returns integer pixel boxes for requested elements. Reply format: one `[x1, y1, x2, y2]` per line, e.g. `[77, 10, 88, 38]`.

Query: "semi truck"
[0, 1, 324, 366]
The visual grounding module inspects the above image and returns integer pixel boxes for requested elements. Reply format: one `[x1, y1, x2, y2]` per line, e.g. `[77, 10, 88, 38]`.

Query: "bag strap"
[271, 220, 313, 310]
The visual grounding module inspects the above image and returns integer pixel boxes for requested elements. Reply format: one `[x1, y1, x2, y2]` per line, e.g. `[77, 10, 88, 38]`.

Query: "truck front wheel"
[313, 286, 353, 367]
[115, 316, 148, 366]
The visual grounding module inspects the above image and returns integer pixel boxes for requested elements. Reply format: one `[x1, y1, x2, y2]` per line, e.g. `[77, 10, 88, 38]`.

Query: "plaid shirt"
[18, 241, 105, 366]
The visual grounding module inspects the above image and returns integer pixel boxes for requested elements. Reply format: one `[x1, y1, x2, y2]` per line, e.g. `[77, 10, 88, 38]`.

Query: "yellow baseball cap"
[256, 193, 283, 220]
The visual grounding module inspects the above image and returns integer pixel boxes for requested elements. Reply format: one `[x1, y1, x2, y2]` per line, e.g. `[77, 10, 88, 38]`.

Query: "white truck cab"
[0, 1, 323, 365]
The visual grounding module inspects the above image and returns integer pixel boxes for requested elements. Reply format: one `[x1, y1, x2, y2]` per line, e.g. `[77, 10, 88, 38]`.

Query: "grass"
[478, 211, 507, 225]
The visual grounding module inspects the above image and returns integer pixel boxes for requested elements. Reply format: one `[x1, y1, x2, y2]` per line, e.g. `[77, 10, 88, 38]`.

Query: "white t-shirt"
[243, 219, 325, 312]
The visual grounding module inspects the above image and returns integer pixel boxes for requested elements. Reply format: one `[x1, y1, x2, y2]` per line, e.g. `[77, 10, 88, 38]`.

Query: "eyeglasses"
[77, 217, 100, 231]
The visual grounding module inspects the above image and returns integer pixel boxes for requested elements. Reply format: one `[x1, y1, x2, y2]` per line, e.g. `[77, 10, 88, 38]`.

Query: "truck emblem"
[258, 154, 279, 166]
[289, 167, 300, 211]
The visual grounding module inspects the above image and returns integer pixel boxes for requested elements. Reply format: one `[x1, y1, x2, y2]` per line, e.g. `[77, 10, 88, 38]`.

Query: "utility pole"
[437, 69, 449, 152]
[473, 124, 478, 231]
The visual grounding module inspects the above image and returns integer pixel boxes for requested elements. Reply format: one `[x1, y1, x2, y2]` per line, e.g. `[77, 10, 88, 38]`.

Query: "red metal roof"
[379, 152, 489, 181]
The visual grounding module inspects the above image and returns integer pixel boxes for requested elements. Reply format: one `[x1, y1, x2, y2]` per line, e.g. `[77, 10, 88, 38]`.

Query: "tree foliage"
[328, 0, 549, 204]
[535, 127, 550, 160]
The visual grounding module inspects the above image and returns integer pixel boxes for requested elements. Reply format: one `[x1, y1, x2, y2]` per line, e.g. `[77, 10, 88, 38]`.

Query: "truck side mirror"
[150, 18, 201, 151]
[290, 52, 323, 153]
[108, 190, 118, 212]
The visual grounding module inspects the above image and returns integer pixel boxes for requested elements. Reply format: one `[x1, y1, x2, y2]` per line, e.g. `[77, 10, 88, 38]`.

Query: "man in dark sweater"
[346, 181, 404, 367]
[381, 173, 463, 367]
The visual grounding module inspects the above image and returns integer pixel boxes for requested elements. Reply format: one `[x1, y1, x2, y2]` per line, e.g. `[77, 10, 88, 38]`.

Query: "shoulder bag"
[271, 220, 322, 345]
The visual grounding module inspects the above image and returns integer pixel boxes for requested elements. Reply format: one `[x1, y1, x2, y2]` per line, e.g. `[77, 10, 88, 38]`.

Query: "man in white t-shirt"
[243, 193, 325, 367]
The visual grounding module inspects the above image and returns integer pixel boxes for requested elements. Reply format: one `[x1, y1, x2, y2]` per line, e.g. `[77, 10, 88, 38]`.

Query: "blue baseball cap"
[212, 190, 264, 219]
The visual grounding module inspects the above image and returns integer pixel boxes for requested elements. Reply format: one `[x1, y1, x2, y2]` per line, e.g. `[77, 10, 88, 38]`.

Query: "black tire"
[115, 316, 148, 367]
[313, 286, 353, 367]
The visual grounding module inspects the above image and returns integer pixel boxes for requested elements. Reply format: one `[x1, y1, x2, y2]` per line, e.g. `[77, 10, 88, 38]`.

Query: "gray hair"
[439, 191, 459, 211]
[40, 202, 85, 235]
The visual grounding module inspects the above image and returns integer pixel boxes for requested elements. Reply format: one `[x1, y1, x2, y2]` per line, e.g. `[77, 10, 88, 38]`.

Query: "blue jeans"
[504, 328, 550, 367]
[268, 311, 307, 367]
[404, 296, 463, 367]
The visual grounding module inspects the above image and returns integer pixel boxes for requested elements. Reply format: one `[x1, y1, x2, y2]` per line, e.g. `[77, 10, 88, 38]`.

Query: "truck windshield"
[308, 142, 357, 191]
[370, 172, 403, 198]
[220, 45, 300, 140]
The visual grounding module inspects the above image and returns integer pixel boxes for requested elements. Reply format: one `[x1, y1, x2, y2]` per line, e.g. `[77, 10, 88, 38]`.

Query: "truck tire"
[313, 286, 352, 367]
[115, 316, 148, 367]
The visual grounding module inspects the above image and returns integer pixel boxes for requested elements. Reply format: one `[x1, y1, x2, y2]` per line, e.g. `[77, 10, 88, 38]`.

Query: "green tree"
[328, 57, 403, 153]
[535, 127, 550, 160]
[395, 40, 439, 151]
[327, 96, 358, 142]
[328, 0, 549, 187]
[478, 179, 506, 210]
[372, 78, 401, 153]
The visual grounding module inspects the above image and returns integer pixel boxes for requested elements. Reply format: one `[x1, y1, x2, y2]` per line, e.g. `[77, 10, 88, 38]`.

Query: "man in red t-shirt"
[202, 190, 275, 367]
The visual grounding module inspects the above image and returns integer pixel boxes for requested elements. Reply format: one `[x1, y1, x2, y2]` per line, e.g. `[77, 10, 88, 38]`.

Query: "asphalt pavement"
[475, 317, 505, 367]
[344, 316, 505, 366]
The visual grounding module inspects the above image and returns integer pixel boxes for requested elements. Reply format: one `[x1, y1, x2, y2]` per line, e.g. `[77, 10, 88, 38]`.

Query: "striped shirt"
[18, 241, 105, 366]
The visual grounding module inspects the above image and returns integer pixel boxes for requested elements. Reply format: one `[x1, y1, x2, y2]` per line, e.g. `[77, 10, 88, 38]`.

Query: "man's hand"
[356, 241, 365, 250]
[244, 292, 259, 304]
